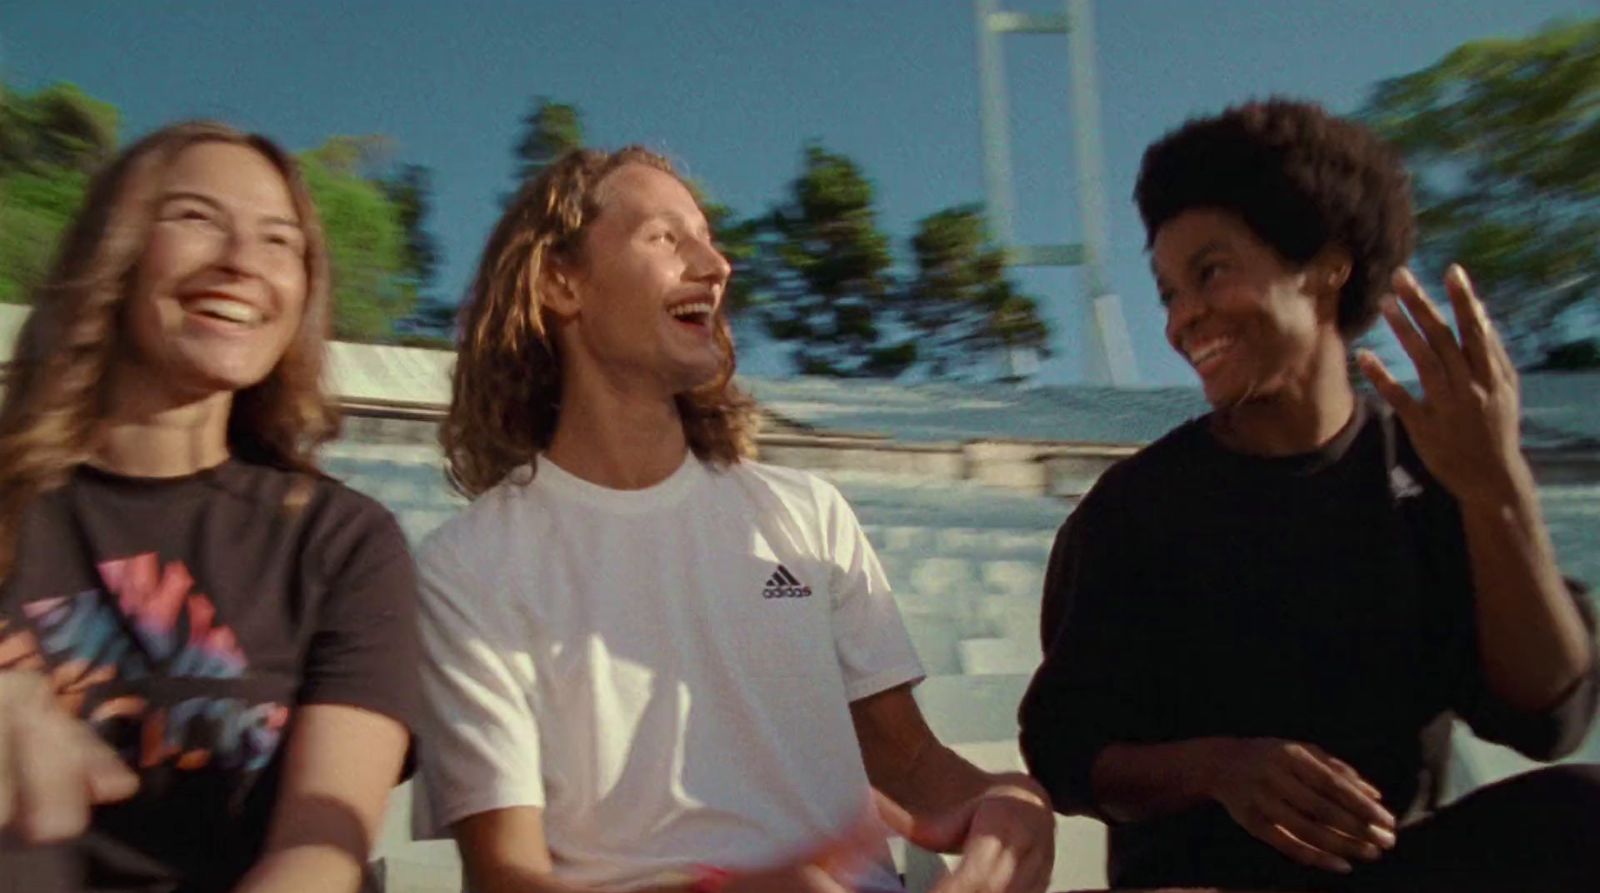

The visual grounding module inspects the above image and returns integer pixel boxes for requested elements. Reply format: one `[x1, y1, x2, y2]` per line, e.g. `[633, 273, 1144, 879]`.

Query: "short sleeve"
[412, 532, 546, 837]
[821, 484, 925, 702]
[298, 496, 420, 730]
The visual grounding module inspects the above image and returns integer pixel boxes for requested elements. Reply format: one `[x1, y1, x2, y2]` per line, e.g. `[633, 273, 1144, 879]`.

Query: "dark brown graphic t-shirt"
[0, 459, 419, 893]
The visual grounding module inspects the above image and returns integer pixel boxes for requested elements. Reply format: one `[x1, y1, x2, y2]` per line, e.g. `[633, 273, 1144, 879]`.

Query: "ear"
[540, 259, 582, 320]
[1308, 244, 1353, 320]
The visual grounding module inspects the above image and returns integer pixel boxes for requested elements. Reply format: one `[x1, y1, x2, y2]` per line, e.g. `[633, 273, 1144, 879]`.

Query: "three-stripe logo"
[762, 564, 812, 599]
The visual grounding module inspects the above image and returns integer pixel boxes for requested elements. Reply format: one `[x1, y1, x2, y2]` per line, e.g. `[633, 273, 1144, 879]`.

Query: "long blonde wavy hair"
[443, 146, 757, 498]
[0, 121, 336, 579]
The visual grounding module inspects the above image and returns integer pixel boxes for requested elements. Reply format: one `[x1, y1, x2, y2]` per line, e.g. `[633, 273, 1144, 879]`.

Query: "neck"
[1210, 340, 1356, 456]
[545, 367, 690, 490]
[95, 374, 234, 478]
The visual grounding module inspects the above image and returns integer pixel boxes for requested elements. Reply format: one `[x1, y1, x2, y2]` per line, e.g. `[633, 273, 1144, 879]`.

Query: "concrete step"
[957, 636, 1041, 676]
[912, 674, 1030, 746]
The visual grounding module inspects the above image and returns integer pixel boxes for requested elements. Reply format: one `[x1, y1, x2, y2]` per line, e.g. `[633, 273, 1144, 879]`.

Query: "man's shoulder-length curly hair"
[442, 146, 757, 499]
[1135, 96, 1416, 337]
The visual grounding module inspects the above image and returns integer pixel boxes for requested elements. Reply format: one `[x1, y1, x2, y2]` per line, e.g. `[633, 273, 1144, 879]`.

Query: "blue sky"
[2, 0, 1591, 384]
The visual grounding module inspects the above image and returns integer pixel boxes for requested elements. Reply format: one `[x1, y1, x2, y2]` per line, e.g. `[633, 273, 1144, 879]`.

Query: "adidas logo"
[762, 564, 812, 599]
[1389, 465, 1423, 500]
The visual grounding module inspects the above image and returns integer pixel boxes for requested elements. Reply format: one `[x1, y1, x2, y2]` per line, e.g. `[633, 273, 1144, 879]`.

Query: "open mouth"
[666, 301, 715, 330]
[1186, 337, 1234, 374]
[185, 297, 265, 327]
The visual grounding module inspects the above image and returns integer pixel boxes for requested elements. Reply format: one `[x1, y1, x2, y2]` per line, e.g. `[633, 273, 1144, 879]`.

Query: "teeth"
[667, 301, 713, 319]
[188, 298, 263, 324]
[1189, 339, 1231, 365]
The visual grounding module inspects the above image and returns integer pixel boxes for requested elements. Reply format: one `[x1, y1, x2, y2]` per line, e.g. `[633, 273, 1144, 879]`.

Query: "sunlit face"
[122, 142, 308, 402]
[1153, 208, 1334, 408]
[554, 163, 732, 395]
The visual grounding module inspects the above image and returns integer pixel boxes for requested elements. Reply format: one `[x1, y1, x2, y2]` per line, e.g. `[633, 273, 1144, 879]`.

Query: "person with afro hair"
[1019, 97, 1600, 892]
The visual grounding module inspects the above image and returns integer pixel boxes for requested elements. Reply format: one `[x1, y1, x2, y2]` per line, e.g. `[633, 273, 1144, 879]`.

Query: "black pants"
[1119, 764, 1600, 892]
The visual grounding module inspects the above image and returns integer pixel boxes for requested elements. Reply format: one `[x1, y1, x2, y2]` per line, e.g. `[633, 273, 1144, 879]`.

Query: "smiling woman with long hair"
[0, 122, 416, 893]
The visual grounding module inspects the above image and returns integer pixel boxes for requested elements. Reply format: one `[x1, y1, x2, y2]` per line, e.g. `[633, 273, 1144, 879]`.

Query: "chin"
[184, 363, 277, 396]
[672, 346, 728, 387]
[1201, 375, 1254, 410]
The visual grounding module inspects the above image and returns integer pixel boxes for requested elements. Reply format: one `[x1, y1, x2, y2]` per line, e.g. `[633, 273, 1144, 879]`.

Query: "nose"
[686, 234, 732, 288]
[1164, 286, 1205, 350]
[215, 223, 267, 278]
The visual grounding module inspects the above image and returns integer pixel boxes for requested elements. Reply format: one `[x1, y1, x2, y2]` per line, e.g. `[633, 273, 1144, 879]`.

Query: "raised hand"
[1357, 265, 1529, 506]
[877, 774, 1055, 893]
[1208, 738, 1396, 874]
[0, 671, 139, 843]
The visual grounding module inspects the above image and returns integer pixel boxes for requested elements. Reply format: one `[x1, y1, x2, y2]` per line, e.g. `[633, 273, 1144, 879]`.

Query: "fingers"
[874, 786, 972, 854]
[1392, 268, 1472, 389]
[869, 787, 916, 840]
[1010, 840, 1052, 893]
[1271, 769, 1380, 845]
[1269, 775, 1391, 867]
[1251, 816, 1355, 875]
[1305, 746, 1386, 806]
[12, 716, 92, 843]
[0, 673, 137, 845]
[81, 730, 139, 805]
[920, 789, 1052, 893]
[1447, 265, 1519, 386]
[1256, 793, 1376, 867]
[931, 832, 1007, 893]
[1222, 741, 1400, 876]
[1355, 350, 1419, 422]
[1285, 745, 1396, 832]
[1442, 264, 1494, 383]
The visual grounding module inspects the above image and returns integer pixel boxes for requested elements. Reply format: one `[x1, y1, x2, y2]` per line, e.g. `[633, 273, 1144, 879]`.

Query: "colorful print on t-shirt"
[0, 552, 289, 775]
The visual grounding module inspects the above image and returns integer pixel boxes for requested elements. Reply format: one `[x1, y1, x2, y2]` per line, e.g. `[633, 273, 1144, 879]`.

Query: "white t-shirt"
[414, 454, 924, 891]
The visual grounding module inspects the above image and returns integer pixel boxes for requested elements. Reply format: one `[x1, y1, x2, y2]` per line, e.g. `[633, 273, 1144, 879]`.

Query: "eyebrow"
[638, 208, 713, 236]
[159, 190, 301, 229]
[1184, 240, 1229, 273]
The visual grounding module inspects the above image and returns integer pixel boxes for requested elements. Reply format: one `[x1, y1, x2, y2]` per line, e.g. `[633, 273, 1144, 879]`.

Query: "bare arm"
[852, 684, 996, 815]
[453, 807, 594, 893]
[231, 704, 408, 893]
[852, 684, 1053, 893]
[1457, 466, 1594, 711]
[453, 805, 873, 893]
[1360, 266, 1594, 714]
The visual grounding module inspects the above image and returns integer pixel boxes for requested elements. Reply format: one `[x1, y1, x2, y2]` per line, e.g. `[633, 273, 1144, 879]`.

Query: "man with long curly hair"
[1020, 98, 1600, 892]
[412, 148, 1056, 893]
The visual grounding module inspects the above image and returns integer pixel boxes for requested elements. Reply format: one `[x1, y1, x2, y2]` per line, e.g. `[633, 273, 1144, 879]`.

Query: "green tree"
[512, 98, 583, 188]
[381, 163, 441, 293]
[904, 205, 1051, 378]
[299, 142, 411, 340]
[0, 81, 116, 302]
[758, 143, 911, 377]
[0, 167, 89, 303]
[1361, 17, 1600, 360]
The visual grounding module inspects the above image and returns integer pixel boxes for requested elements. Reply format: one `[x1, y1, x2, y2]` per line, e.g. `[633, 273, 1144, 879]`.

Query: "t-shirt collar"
[532, 450, 705, 512]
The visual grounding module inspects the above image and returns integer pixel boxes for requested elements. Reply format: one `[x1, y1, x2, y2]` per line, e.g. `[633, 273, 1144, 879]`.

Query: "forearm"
[466, 866, 691, 893]
[880, 738, 999, 818]
[1460, 458, 1595, 710]
[1088, 738, 1230, 824]
[231, 845, 365, 893]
